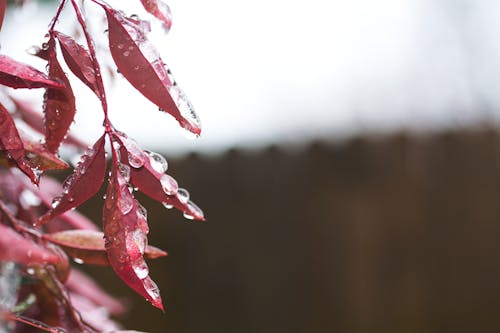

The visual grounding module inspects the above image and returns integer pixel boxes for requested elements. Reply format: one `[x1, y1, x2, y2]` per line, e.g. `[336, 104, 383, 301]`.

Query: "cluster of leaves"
[0, 0, 204, 331]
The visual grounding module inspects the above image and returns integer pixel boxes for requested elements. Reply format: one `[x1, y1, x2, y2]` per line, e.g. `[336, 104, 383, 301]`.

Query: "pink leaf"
[55, 31, 100, 97]
[113, 132, 204, 220]
[0, 102, 39, 184]
[45, 229, 167, 266]
[44, 37, 76, 153]
[0, 55, 64, 90]
[103, 151, 163, 310]
[101, 5, 201, 135]
[139, 0, 172, 32]
[37, 135, 107, 226]
[0, 224, 59, 265]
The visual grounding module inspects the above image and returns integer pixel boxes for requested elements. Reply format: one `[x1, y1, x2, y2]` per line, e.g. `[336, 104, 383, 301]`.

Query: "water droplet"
[26, 267, 35, 275]
[133, 229, 147, 254]
[183, 212, 194, 220]
[144, 278, 161, 300]
[160, 174, 178, 195]
[132, 259, 149, 279]
[128, 152, 144, 168]
[177, 188, 190, 204]
[123, 50, 130, 57]
[167, 85, 202, 135]
[137, 204, 147, 220]
[51, 197, 61, 208]
[50, 327, 67, 333]
[73, 258, 84, 264]
[162, 202, 174, 209]
[119, 163, 131, 182]
[117, 44, 124, 50]
[186, 200, 204, 220]
[119, 190, 134, 214]
[67, 196, 75, 203]
[147, 151, 168, 173]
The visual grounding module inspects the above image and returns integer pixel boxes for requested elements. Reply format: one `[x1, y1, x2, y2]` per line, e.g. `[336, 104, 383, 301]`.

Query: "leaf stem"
[49, 0, 68, 32]
[69, 0, 109, 126]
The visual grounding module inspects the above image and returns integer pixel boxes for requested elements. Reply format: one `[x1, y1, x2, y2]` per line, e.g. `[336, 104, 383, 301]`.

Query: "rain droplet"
[26, 267, 35, 275]
[186, 200, 204, 220]
[147, 151, 168, 173]
[177, 188, 190, 204]
[119, 163, 131, 182]
[51, 197, 61, 208]
[119, 191, 134, 215]
[132, 259, 149, 279]
[160, 174, 178, 195]
[133, 229, 147, 254]
[73, 258, 84, 264]
[144, 278, 161, 300]
[183, 212, 194, 220]
[67, 196, 75, 203]
[167, 85, 201, 132]
[162, 202, 174, 209]
[128, 152, 144, 168]
[137, 204, 147, 220]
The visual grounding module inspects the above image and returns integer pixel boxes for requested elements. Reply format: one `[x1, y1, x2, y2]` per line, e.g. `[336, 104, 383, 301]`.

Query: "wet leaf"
[45, 229, 167, 266]
[101, 5, 201, 135]
[103, 151, 163, 310]
[44, 37, 76, 153]
[113, 132, 205, 220]
[37, 135, 107, 226]
[23, 139, 69, 171]
[0, 54, 64, 89]
[0, 102, 39, 184]
[0, 224, 59, 265]
[140, 0, 172, 32]
[55, 31, 100, 96]
[11, 97, 87, 149]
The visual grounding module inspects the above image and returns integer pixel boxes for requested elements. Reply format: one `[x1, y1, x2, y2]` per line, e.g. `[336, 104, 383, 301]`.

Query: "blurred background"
[3, 0, 500, 332]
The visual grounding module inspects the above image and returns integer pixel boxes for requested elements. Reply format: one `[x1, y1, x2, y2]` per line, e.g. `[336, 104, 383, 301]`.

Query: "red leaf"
[45, 229, 167, 266]
[0, 224, 59, 265]
[11, 97, 87, 149]
[55, 31, 100, 97]
[44, 37, 76, 153]
[102, 5, 201, 135]
[37, 135, 107, 226]
[113, 132, 205, 220]
[0, 55, 64, 89]
[0, 0, 6, 32]
[140, 0, 172, 32]
[103, 152, 163, 310]
[23, 139, 69, 171]
[0, 102, 39, 184]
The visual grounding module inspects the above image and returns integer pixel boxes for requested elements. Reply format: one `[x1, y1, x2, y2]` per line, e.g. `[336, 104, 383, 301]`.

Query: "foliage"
[0, 0, 204, 331]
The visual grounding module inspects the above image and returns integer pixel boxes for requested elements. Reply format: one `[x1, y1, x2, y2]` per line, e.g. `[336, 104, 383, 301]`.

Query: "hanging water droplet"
[143, 278, 161, 300]
[162, 202, 174, 209]
[146, 151, 168, 173]
[167, 85, 201, 134]
[119, 191, 134, 214]
[119, 163, 131, 182]
[183, 212, 194, 220]
[137, 204, 148, 220]
[132, 259, 149, 279]
[128, 152, 144, 168]
[177, 188, 190, 204]
[73, 258, 84, 264]
[133, 229, 147, 254]
[160, 174, 178, 195]
[186, 200, 204, 220]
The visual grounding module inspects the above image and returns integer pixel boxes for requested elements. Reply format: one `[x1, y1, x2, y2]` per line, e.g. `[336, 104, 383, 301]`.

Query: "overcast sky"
[3, 0, 500, 155]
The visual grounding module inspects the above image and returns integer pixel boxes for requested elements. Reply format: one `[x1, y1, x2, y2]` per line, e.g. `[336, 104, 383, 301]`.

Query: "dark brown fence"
[82, 128, 500, 333]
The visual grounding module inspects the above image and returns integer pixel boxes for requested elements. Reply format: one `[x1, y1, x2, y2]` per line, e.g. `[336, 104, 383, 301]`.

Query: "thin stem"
[48, 0, 68, 32]
[69, 0, 110, 126]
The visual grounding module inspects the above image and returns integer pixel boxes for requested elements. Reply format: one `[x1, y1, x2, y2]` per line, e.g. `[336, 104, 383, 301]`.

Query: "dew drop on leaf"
[146, 151, 168, 173]
[73, 258, 84, 264]
[162, 202, 173, 209]
[160, 174, 178, 195]
[51, 197, 61, 208]
[143, 278, 161, 300]
[177, 188, 190, 204]
[186, 200, 204, 220]
[119, 189, 134, 215]
[128, 152, 145, 168]
[167, 85, 201, 131]
[119, 163, 131, 182]
[132, 259, 149, 279]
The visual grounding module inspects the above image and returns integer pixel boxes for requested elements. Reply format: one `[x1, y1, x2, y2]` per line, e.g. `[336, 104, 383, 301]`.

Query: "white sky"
[2, 0, 500, 155]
